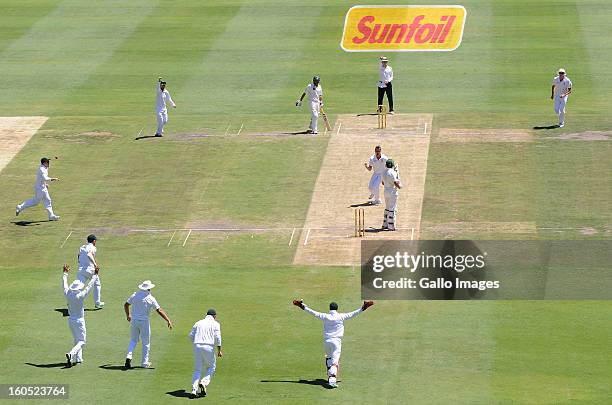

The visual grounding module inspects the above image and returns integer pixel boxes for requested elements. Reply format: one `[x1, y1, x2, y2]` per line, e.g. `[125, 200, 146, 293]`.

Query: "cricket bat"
[320, 107, 332, 131]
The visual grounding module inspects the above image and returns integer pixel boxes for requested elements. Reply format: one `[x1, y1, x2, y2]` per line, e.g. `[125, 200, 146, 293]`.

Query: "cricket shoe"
[154, 133, 163, 137]
[95, 302, 105, 309]
[558, 123, 564, 128]
[373, 200, 382, 205]
[368, 193, 374, 200]
[189, 389, 198, 399]
[306, 129, 313, 134]
[65, 353, 72, 368]
[124, 358, 132, 370]
[15, 206, 21, 216]
[142, 362, 153, 369]
[388, 110, 395, 115]
[198, 383, 207, 397]
[49, 215, 60, 221]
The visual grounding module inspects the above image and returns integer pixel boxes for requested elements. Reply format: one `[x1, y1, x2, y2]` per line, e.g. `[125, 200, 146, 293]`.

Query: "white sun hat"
[138, 280, 156, 290]
[558, 68, 566, 74]
[69, 280, 85, 291]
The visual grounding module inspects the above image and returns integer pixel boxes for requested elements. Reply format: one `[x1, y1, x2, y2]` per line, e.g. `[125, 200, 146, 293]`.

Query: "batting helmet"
[386, 159, 395, 168]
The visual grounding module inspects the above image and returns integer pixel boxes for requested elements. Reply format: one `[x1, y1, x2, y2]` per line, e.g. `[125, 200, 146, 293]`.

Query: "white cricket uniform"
[155, 83, 176, 135]
[76, 243, 102, 305]
[125, 290, 161, 366]
[303, 306, 362, 382]
[378, 65, 393, 88]
[17, 165, 57, 219]
[552, 75, 572, 125]
[304, 83, 323, 133]
[189, 315, 222, 391]
[368, 154, 388, 203]
[382, 167, 400, 230]
[62, 273, 97, 362]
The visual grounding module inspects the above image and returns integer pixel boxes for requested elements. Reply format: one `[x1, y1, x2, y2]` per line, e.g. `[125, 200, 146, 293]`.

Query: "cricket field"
[0, 0, 610, 403]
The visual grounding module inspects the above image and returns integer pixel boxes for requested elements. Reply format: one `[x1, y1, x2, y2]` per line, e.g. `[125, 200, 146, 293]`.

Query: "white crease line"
[288, 227, 296, 246]
[223, 123, 231, 136]
[167, 230, 177, 247]
[182, 229, 192, 247]
[60, 231, 73, 248]
[303, 228, 311, 246]
[137, 127, 144, 138]
[411, 228, 415, 240]
[236, 122, 244, 136]
[336, 122, 342, 136]
[424, 122, 427, 135]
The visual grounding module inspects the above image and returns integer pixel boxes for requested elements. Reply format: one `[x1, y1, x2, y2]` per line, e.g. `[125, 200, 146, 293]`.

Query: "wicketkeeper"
[292, 299, 374, 388]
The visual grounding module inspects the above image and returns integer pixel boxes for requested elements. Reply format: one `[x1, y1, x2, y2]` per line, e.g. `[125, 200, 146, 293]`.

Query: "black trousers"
[377, 82, 394, 111]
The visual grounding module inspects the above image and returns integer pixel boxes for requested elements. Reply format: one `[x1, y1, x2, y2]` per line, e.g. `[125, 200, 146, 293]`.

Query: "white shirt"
[379, 65, 393, 88]
[189, 315, 222, 346]
[77, 243, 97, 275]
[127, 290, 161, 321]
[382, 167, 400, 194]
[62, 273, 97, 320]
[156, 84, 176, 112]
[304, 83, 322, 103]
[552, 76, 572, 98]
[369, 154, 388, 174]
[303, 306, 362, 339]
[35, 165, 52, 190]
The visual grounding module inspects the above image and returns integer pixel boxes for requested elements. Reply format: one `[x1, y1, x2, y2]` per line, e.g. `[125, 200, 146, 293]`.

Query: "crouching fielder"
[293, 299, 374, 388]
[381, 159, 402, 231]
[189, 309, 223, 398]
[62, 264, 98, 367]
[123, 280, 173, 369]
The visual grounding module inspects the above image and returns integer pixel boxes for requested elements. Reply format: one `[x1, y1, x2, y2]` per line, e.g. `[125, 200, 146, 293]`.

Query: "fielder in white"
[381, 159, 402, 231]
[296, 76, 323, 134]
[189, 309, 222, 398]
[76, 234, 104, 308]
[364, 145, 388, 205]
[292, 299, 374, 388]
[123, 280, 173, 369]
[155, 77, 177, 137]
[551, 68, 572, 128]
[62, 264, 98, 367]
[15, 157, 60, 221]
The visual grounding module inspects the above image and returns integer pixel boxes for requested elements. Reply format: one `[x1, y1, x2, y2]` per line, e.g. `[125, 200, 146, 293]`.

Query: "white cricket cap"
[139, 280, 156, 290]
[558, 68, 566, 74]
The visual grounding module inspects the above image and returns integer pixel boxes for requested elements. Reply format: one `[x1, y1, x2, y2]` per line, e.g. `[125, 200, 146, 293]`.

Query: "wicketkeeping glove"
[362, 300, 375, 311]
[293, 299, 305, 309]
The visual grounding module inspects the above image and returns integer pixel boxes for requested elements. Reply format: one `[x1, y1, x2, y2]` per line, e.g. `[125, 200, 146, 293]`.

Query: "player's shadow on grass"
[260, 379, 335, 389]
[165, 389, 193, 398]
[356, 113, 379, 116]
[533, 124, 560, 130]
[54, 308, 100, 317]
[12, 220, 49, 226]
[283, 130, 312, 135]
[135, 135, 160, 140]
[99, 364, 155, 371]
[25, 362, 69, 369]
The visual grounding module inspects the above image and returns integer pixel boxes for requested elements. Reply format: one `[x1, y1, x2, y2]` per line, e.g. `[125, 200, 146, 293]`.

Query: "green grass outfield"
[0, 0, 611, 403]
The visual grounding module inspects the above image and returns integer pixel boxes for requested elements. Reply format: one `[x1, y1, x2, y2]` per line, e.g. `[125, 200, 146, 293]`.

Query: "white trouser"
[368, 172, 383, 202]
[192, 344, 216, 391]
[156, 110, 168, 134]
[126, 319, 151, 366]
[18, 187, 56, 218]
[68, 318, 86, 362]
[77, 272, 102, 305]
[383, 190, 398, 230]
[554, 96, 567, 124]
[324, 337, 342, 381]
[309, 101, 320, 133]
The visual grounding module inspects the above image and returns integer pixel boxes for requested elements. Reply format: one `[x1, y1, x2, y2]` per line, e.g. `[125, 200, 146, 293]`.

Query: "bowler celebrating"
[551, 68, 572, 128]
[155, 77, 177, 137]
[62, 264, 98, 367]
[15, 157, 60, 221]
[292, 299, 374, 388]
[364, 145, 388, 205]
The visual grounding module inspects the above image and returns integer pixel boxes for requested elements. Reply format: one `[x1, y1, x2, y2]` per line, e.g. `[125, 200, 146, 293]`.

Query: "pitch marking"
[182, 229, 192, 247]
[303, 228, 311, 246]
[288, 227, 296, 246]
[167, 230, 177, 247]
[60, 231, 73, 248]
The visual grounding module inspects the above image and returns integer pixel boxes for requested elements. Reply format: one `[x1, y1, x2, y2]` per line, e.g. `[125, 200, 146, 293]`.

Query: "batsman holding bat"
[381, 159, 402, 231]
[293, 299, 374, 388]
[296, 76, 324, 135]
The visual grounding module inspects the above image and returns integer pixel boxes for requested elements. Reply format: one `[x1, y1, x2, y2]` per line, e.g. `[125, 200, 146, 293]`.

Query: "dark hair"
[87, 234, 97, 243]
[41, 157, 50, 164]
[207, 308, 217, 316]
[329, 302, 338, 310]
